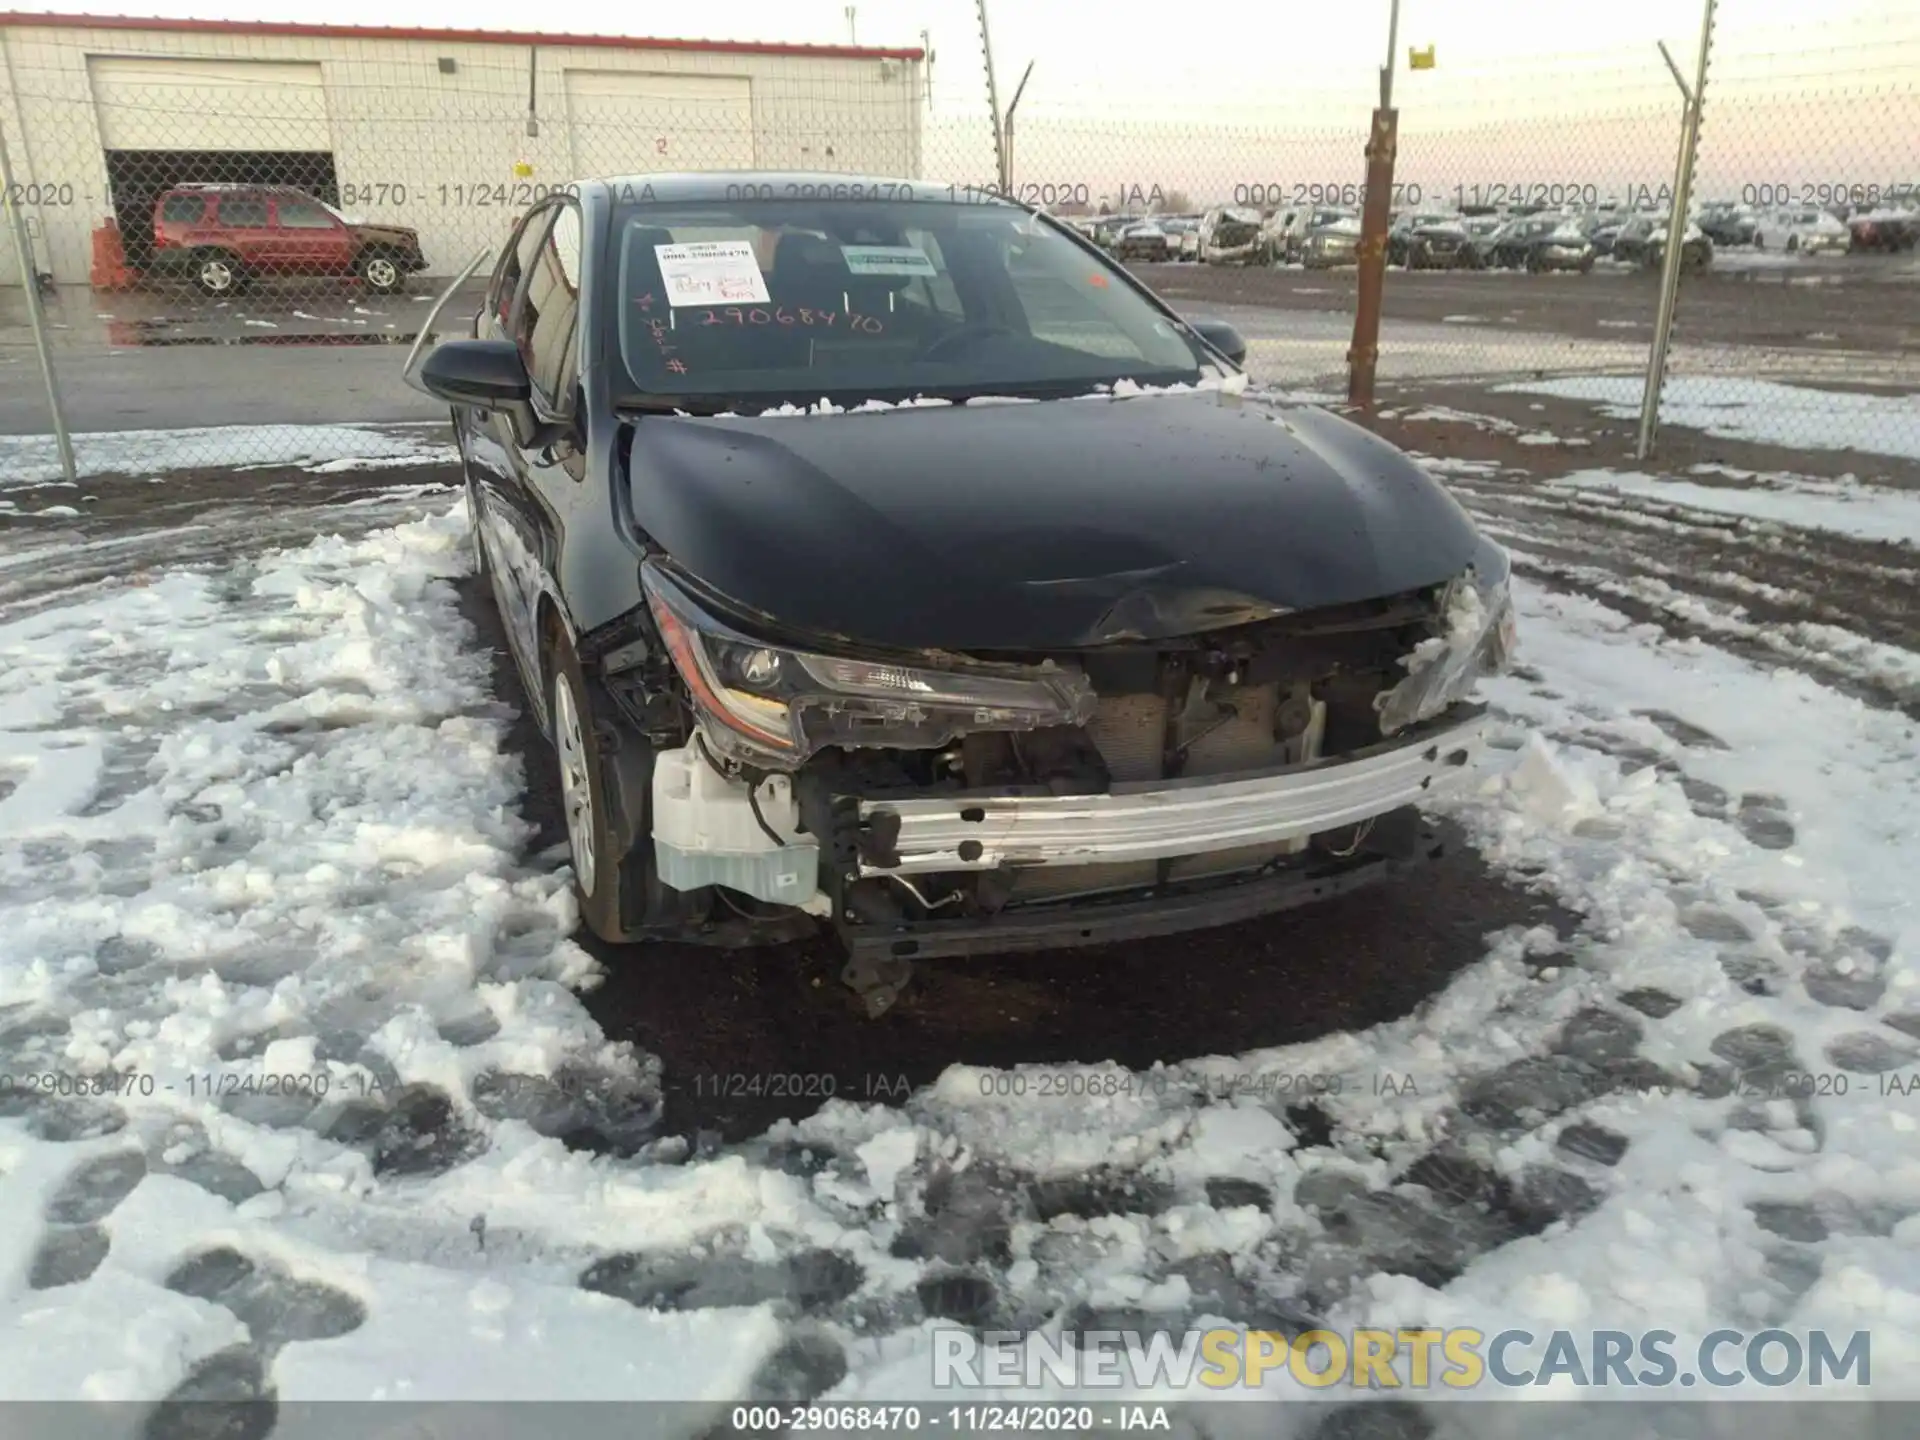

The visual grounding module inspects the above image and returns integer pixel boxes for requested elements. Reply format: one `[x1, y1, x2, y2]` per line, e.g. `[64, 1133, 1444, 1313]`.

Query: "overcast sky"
[23, 0, 1914, 115]
[16, 0, 1912, 196]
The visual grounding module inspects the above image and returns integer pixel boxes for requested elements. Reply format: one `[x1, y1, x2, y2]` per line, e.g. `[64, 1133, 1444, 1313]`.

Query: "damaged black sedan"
[407, 174, 1516, 1012]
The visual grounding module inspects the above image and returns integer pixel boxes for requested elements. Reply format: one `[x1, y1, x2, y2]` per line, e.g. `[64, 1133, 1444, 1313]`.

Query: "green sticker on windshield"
[841, 244, 937, 278]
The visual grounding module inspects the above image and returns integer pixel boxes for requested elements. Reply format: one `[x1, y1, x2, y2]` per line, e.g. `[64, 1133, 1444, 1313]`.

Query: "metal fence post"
[1636, 0, 1716, 462]
[0, 118, 78, 484]
[1003, 60, 1034, 194]
[1347, 0, 1402, 410]
[975, 0, 1008, 192]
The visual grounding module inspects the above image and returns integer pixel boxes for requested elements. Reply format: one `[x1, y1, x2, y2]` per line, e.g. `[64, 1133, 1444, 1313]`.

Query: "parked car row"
[1702, 198, 1915, 253]
[1146, 201, 1905, 274]
[1012, 193, 1909, 282]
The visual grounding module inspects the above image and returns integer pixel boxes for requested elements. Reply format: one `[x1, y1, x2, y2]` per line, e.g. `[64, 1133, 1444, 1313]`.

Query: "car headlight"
[1374, 563, 1517, 736]
[640, 562, 1097, 768]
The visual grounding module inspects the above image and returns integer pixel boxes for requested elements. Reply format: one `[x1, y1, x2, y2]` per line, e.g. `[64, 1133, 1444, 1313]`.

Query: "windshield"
[612, 197, 1217, 407]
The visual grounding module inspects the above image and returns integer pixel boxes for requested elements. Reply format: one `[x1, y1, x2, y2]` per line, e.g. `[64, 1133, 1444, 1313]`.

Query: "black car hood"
[626, 391, 1484, 652]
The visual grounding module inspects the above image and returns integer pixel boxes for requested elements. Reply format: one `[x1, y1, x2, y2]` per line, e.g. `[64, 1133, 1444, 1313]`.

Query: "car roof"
[583, 171, 999, 205]
[164, 183, 311, 193]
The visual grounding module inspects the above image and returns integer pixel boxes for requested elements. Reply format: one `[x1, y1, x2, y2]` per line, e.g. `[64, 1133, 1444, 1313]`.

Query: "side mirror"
[417, 338, 531, 407]
[1189, 318, 1248, 367]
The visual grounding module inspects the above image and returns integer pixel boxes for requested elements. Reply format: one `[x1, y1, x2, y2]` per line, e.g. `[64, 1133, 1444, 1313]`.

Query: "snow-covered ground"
[3, 451, 1919, 1431]
[1495, 376, 1920, 463]
[0, 423, 458, 489]
[1566, 467, 1920, 549]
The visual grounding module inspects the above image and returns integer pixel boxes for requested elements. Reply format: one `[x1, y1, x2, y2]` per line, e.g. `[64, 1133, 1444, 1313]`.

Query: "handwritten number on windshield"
[692, 307, 885, 334]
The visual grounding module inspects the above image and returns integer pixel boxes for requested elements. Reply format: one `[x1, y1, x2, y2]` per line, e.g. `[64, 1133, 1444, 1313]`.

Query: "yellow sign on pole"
[1409, 45, 1436, 70]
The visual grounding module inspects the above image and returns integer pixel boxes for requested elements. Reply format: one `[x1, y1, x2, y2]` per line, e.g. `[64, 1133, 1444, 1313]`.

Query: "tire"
[1786, 235, 1799, 253]
[544, 621, 647, 943]
[193, 250, 244, 297]
[358, 249, 406, 295]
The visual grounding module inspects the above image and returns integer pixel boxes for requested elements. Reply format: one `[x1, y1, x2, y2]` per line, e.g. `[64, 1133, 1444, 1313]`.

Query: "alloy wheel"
[553, 671, 598, 897]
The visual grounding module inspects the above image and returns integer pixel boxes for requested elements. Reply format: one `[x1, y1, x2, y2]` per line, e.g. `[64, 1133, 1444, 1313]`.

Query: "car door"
[271, 193, 348, 274]
[462, 203, 557, 701]
[156, 190, 209, 264]
[488, 199, 588, 731]
[214, 193, 274, 273]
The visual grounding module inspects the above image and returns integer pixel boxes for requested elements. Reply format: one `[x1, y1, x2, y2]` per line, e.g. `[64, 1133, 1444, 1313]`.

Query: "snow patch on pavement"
[0, 424, 458, 486]
[1550, 468, 1920, 550]
[1495, 376, 1920, 461]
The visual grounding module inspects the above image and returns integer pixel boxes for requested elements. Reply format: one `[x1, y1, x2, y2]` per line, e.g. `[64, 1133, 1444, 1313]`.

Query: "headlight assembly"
[1375, 563, 1517, 737]
[641, 562, 1098, 768]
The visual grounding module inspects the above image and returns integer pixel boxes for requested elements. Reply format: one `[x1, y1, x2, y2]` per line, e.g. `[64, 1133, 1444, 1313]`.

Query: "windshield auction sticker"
[841, 244, 938, 277]
[654, 241, 771, 306]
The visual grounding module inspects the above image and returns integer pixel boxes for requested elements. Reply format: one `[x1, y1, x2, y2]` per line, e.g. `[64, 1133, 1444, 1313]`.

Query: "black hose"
[694, 733, 787, 850]
[744, 777, 788, 849]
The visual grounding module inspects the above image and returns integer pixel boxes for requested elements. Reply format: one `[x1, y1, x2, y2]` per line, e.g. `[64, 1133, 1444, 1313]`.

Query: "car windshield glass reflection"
[613, 198, 1214, 407]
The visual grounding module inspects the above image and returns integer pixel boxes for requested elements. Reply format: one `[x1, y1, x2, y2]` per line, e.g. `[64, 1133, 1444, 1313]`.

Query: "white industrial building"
[0, 13, 927, 285]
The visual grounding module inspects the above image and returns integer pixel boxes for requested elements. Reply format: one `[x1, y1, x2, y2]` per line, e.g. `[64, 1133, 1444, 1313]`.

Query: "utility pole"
[1636, 0, 1716, 461]
[844, 7, 857, 45]
[1346, 0, 1402, 409]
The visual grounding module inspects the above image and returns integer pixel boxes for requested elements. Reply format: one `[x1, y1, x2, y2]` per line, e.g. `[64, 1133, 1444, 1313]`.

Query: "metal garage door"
[87, 57, 330, 151]
[564, 71, 754, 177]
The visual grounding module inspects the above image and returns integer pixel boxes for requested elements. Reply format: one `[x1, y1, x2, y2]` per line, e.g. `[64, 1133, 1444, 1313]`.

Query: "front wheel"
[546, 624, 647, 942]
[358, 250, 405, 294]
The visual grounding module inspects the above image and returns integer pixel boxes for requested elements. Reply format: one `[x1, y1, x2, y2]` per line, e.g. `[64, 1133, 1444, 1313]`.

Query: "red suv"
[149, 184, 428, 296]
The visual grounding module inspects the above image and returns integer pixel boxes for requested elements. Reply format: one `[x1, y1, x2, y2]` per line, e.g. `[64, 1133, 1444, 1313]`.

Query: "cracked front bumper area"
[852, 708, 1488, 878]
[842, 834, 1443, 966]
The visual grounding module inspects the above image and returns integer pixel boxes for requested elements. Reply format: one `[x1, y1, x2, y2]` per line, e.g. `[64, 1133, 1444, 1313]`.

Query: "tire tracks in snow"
[1440, 464, 1920, 721]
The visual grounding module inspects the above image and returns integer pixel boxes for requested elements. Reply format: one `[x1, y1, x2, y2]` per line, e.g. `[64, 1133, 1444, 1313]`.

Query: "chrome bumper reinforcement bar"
[855, 712, 1487, 877]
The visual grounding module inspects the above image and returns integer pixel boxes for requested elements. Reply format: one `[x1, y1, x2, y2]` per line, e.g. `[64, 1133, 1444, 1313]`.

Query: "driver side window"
[487, 207, 553, 331]
[514, 203, 582, 415]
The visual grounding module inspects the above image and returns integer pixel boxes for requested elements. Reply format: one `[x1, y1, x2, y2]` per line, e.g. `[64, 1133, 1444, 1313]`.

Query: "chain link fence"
[1654, 4, 1920, 466]
[1, 5, 1916, 484]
